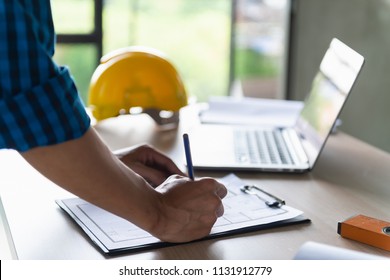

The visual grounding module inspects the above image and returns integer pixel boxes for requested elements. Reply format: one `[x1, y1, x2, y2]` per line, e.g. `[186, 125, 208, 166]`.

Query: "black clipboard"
[56, 174, 310, 255]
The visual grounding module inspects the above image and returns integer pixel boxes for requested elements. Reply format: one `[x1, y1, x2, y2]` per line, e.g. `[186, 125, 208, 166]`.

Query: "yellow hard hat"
[88, 46, 188, 126]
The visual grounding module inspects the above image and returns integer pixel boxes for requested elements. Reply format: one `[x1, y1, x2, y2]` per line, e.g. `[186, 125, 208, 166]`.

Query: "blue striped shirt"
[0, 0, 90, 151]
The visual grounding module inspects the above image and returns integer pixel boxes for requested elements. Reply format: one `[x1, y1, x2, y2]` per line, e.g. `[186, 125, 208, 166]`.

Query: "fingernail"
[216, 186, 228, 198]
[216, 204, 224, 217]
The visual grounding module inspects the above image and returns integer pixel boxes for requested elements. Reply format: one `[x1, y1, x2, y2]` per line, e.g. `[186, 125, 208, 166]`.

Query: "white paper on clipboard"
[57, 174, 309, 255]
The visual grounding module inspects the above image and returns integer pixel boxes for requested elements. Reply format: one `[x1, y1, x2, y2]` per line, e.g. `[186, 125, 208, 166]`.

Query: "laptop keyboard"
[234, 129, 295, 165]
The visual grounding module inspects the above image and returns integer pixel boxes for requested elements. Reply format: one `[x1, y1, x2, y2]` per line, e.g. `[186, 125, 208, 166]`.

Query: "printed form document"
[57, 174, 309, 255]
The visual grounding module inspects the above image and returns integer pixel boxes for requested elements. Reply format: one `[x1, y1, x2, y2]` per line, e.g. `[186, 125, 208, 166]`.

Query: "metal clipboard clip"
[241, 185, 285, 208]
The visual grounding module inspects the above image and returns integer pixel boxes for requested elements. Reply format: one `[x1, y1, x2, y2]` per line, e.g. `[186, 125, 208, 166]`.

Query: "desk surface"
[1, 105, 390, 260]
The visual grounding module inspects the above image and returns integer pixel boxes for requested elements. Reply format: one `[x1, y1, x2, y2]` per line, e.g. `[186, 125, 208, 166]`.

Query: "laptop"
[188, 38, 365, 172]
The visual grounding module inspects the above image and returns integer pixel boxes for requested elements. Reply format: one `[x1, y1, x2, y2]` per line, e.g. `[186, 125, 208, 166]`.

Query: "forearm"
[20, 127, 161, 234]
[20, 127, 227, 243]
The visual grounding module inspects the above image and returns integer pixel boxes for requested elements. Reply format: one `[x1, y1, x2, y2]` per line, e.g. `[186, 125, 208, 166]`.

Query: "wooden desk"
[1, 105, 390, 260]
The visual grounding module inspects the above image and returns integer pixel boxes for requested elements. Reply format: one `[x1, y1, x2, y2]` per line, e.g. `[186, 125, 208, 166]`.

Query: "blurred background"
[52, 0, 390, 154]
[52, 0, 289, 103]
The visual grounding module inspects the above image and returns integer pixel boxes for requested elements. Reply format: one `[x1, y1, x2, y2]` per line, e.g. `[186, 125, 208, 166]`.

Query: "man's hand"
[22, 128, 227, 244]
[115, 144, 185, 187]
[151, 175, 227, 243]
[115, 146, 228, 242]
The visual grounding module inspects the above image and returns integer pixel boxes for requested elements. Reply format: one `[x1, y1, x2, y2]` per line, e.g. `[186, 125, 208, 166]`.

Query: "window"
[103, 0, 231, 103]
[51, 0, 101, 104]
[51, 0, 289, 104]
[232, 0, 290, 99]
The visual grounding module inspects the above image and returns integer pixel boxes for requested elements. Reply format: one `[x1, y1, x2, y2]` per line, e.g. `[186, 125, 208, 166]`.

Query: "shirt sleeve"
[0, 0, 90, 152]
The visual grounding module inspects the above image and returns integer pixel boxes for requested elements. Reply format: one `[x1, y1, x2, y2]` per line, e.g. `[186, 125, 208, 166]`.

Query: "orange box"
[337, 214, 390, 251]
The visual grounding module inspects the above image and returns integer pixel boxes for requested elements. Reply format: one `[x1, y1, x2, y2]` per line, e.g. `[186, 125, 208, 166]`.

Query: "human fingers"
[186, 177, 226, 218]
[125, 162, 169, 187]
[143, 148, 185, 176]
[152, 177, 226, 242]
[119, 145, 185, 177]
[216, 202, 224, 217]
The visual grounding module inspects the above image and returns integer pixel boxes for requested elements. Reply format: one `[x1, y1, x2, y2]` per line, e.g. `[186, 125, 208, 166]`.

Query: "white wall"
[288, 0, 390, 152]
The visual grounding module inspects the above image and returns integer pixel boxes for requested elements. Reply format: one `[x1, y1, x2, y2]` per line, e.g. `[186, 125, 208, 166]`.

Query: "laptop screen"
[295, 38, 365, 168]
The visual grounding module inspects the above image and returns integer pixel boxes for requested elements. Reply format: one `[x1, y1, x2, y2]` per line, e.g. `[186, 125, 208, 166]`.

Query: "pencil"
[183, 133, 195, 180]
